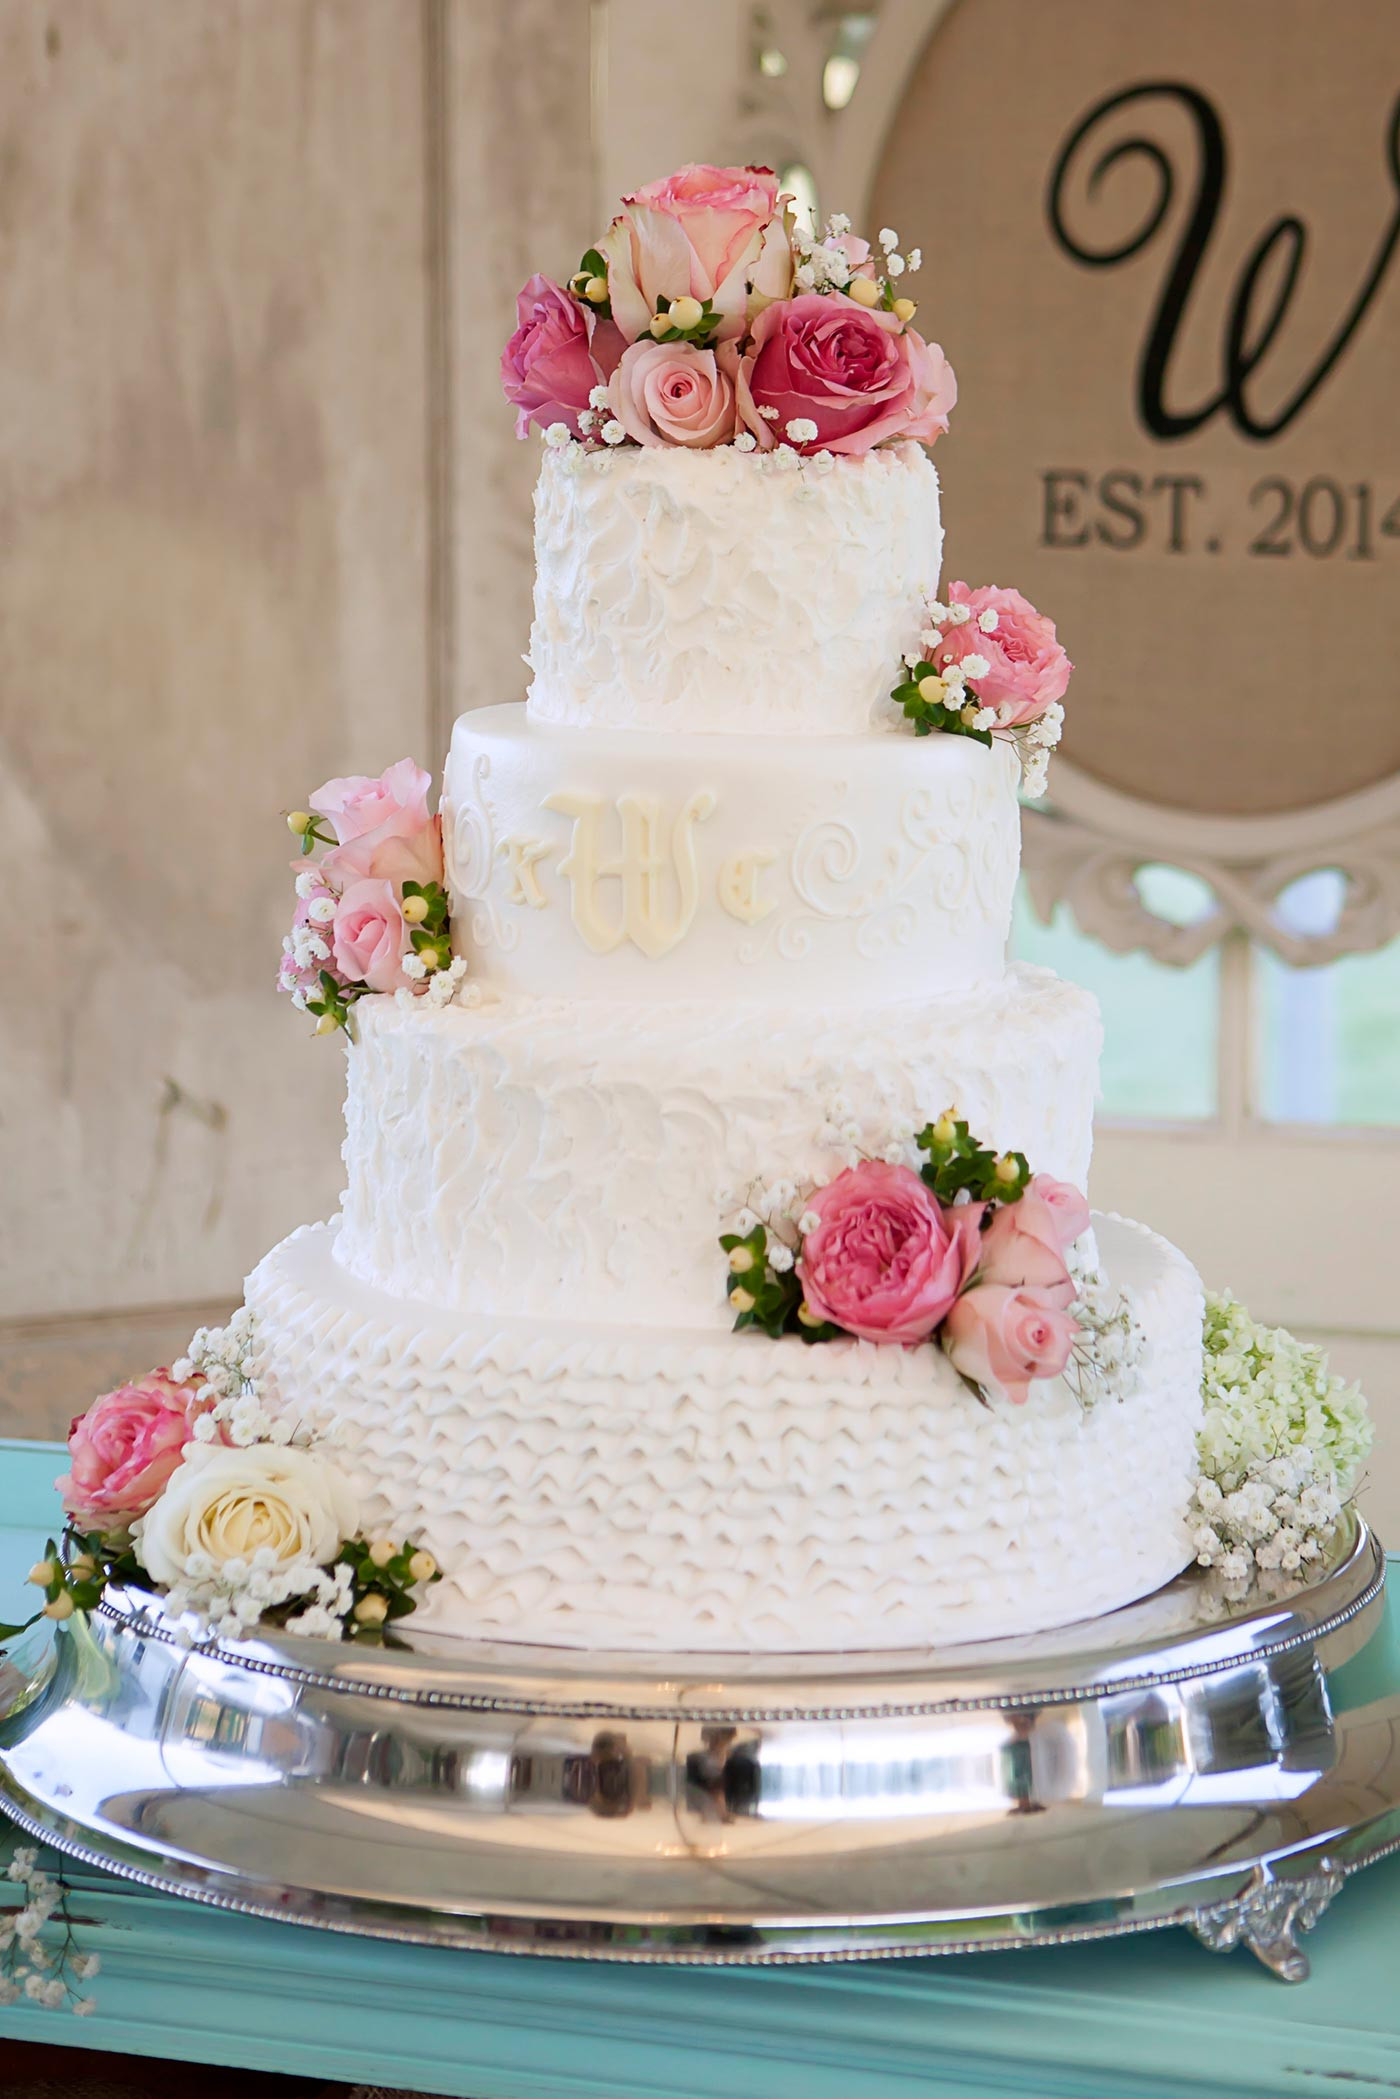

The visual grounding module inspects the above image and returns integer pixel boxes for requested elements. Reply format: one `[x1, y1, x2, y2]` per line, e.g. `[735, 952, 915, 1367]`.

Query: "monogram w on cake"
[33, 166, 1371, 1659]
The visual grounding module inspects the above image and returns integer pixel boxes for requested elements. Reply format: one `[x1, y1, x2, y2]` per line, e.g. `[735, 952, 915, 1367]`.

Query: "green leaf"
[0, 1614, 39, 1642]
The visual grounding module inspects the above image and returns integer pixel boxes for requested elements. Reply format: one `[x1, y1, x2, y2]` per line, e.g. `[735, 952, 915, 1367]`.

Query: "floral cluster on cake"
[720, 1115, 1141, 1409]
[0, 1311, 439, 1653]
[279, 758, 476, 1035]
[893, 582, 1073, 798]
[501, 162, 954, 458]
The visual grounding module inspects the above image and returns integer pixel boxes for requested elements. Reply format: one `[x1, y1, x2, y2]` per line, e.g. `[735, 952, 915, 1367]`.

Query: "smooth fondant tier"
[246, 1214, 1203, 1654]
[526, 442, 942, 736]
[333, 973, 1101, 1329]
[443, 705, 1021, 1004]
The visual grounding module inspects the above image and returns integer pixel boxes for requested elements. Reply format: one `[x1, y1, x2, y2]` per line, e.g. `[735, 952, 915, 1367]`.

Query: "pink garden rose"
[1028, 1174, 1091, 1250]
[971, 1192, 1076, 1309]
[798, 1161, 975, 1344]
[501, 274, 624, 439]
[311, 759, 444, 890]
[932, 583, 1072, 727]
[599, 163, 792, 342]
[331, 877, 412, 994]
[735, 294, 956, 456]
[59, 1370, 206, 1535]
[608, 340, 737, 447]
[942, 1286, 1078, 1407]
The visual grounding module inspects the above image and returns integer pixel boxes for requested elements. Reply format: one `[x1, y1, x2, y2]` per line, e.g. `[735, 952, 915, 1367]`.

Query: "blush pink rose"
[1028, 1174, 1091, 1250]
[933, 583, 1072, 727]
[735, 294, 956, 456]
[59, 1370, 206, 1535]
[311, 759, 444, 889]
[608, 340, 737, 447]
[500, 274, 625, 439]
[972, 1193, 1076, 1309]
[331, 877, 412, 993]
[942, 1286, 1078, 1406]
[798, 1161, 975, 1344]
[599, 163, 792, 341]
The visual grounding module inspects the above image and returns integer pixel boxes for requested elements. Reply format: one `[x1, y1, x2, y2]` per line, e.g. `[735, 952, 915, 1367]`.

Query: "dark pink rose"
[942, 1285, 1078, 1406]
[331, 877, 412, 994]
[972, 1194, 1076, 1309]
[311, 759, 444, 889]
[798, 1161, 974, 1344]
[608, 340, 737, 447]
[600, 164, 791, 341]
[59, 1370, 207, 1536]
[933, 583, 1072, 728]
[1028, 1174, 1091, 1250]
[735, 294, 956, 456]
[500, 274, 624, 439]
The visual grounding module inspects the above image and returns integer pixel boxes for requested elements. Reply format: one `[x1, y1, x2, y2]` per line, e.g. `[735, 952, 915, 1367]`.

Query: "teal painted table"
[3, 1438, 1399, 2099]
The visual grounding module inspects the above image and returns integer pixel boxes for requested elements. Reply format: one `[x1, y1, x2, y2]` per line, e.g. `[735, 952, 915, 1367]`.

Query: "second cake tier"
[334, 972, 1101, 1329]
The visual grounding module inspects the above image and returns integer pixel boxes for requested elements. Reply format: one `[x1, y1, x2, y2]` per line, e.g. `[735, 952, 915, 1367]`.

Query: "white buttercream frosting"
[246, 1213, 1203, 1653]
[526, 442, 943, 735]
[333, 971, 1102, 1328]
[442, 704, 1022, 1004]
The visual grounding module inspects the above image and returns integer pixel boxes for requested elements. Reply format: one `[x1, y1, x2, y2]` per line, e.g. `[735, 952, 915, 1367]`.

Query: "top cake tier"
[526, 442, 942, 737]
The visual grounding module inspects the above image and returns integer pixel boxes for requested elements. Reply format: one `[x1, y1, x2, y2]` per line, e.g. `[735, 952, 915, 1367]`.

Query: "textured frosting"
[442, 705, 1021, 1004]
[246, 1213, 1204, 1654]
[333, 972, 1102, 1327]
[526, 442, 943, 735]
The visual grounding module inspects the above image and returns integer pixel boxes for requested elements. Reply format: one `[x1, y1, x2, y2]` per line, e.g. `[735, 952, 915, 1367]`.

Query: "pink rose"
[59, 1370, 206, 1535]
[942, 1286, 1078, 1407]
[735, 294, 956, 456]
[1028, 1174, 1091, 1250]
[599, 163, 792, 341]
[798, 1161, 975, 1344]
[500, 274, 625, 439]
[971, 1193, 1076, 1309]
[331, 877, 412, 994]
[933, 583, 1072, 727]
[311, 759, 444, 889]
[607, 340, 737, 448]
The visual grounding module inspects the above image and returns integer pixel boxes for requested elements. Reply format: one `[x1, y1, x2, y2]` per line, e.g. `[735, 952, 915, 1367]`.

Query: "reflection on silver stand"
[2, 1513, 1397, 1980]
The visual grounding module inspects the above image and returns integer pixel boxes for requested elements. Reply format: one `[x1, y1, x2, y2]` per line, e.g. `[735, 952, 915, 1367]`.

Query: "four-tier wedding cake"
[243, 166, 1206, 1654]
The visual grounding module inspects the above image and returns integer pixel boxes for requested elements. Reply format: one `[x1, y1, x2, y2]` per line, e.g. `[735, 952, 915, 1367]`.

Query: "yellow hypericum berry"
[729, 1286, 757, 1313]
[892, 297, 917, 324]
[67, 1553, 97, 1580]
[669, 294, 704, 331]
[648, 311, 672, 339]
[401, 894, 430, 925]
[408, 1550, 438, 1583]
[847, 275, 881, 308]
[367, 1538, 396, 1570]
[583, 275, 609, 304]
[728, 1245, 756, 1274]
[961, 703, 978, 726]
[43, 1591, 75, 1621]
[934, 1114, 957, 1144]
[314, 1012, 340, 1036]
[287, 811, 313, 836]
[994, 1154, 1021, 1185]
[797, 1303, 825, 1328]
[27, 1559, 56, 1589]
[353, 1592, 390, 1627]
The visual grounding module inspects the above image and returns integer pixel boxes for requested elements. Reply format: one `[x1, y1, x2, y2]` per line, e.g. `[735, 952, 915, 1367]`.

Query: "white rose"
[134, 1442, 359, 1588]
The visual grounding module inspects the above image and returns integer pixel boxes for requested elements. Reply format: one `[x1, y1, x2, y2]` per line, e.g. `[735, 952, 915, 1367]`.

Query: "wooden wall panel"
[0, 0, 431, 1323]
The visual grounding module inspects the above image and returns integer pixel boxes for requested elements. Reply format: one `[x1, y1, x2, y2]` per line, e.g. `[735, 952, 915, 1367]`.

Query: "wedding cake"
[239, 167, 1207, 1654]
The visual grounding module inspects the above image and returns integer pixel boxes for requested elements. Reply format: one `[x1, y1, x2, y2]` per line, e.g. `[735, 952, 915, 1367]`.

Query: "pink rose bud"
[310, 759, 445, 889]
[942, 1285, 1078, 1407]
[331, 878, 414, 995]
[1027, 1174, 1092, 1250]
[970, 1193, 1076, 1309]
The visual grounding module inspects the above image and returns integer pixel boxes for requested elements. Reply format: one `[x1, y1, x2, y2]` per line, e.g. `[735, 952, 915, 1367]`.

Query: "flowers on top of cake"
[893, 582, 1073, 798]
[501, 163, 955, 458]
[719, 1114, 1137, 1409]
[279, 758, 476, 1035]
[1, 1311, 442, 1656]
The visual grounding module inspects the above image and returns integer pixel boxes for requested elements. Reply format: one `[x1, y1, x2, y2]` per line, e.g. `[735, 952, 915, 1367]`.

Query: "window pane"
[1011, 884, 1220, 1120]
[1259, 925, 1400, 1126]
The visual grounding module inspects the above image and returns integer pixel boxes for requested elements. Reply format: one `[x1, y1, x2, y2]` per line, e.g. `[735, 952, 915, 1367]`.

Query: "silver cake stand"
[2, 1515, 1399, 1981]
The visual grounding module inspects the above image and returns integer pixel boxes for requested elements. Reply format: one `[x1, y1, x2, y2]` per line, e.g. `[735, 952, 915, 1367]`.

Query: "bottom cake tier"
[246, 1213, 1203, 1653]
